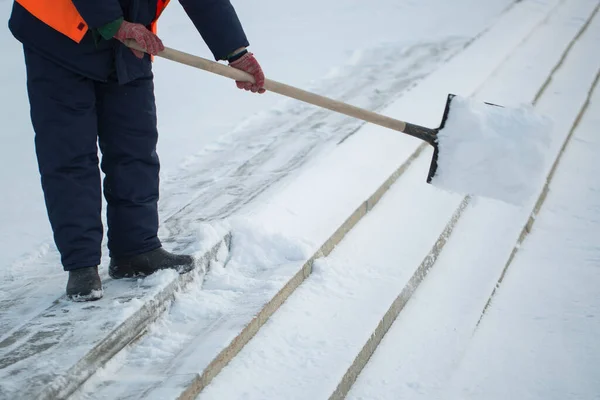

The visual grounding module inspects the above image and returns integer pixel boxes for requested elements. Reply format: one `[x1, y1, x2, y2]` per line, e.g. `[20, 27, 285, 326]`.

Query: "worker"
[8, 0, 266, 301]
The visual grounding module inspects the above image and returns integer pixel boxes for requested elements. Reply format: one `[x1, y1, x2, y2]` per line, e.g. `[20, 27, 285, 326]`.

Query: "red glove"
[114, 21, 165, 59]
[229, 51, 266, 94]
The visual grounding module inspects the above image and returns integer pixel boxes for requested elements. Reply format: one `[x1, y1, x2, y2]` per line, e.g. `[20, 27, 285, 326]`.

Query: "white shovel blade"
[429, 95, 553, 206]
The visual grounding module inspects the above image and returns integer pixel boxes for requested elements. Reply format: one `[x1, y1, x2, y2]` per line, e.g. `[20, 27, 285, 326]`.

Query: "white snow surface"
[0, 0, 513, 280]
[68, 1, 537, 396]
[347, 2, 600, 399]
[196, 0, 600, 398]
[433, 96, 552, 205]
[1, 0, 599, 399]
[0, 0, 494, 339]
[72, 98, 440, 399]
[72, 219, 312, 400]
[441, 59, 600, 400]
[197, 150, 464, 400]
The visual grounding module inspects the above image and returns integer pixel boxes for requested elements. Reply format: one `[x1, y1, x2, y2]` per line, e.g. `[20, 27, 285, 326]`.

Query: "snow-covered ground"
[0, 0, 513, 322]
[349, 68, 600, 400]
[0, 0, 507, 355]
[441, 79, 600, 399]
[0, 0, 512, 273]
[192, 1, 600, 399]
[1, 0, 599, 399]
[346, 2, 600, 398]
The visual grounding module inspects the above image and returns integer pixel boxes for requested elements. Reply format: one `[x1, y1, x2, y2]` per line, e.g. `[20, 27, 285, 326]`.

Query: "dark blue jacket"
[8, 0, 249, 84]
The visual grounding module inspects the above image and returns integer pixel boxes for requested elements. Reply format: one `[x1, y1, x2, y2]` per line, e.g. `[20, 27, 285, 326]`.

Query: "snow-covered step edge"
[303, 2, 600, 399]
[346, 2, 600, 398]
[476, 2, 600, 328]
[328, 196, 470, 400]
[68, 1, 562, 398]
[53, 236, 231, 400]
[141, 1, 567, 398]
[0, 234, 230, 400]
[171, 144, 430, 400]
[0, 3, 557, 400]
[73, 75, 435, 400]
[71, 130, 428, 400]
[438, 71, 600, 400]
[330, 100, 577, 398]
[252, 3, 597, 400]
[187, 6, 569, 400]
[0, 25, 436, 400]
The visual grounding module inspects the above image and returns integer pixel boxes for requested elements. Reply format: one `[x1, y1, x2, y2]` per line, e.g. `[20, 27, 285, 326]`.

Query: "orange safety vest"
[152, 0, 170, 35]
[15, 0, 170, 43]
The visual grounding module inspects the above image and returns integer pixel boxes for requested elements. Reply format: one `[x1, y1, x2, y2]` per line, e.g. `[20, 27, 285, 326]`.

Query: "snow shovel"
[131, 43, 553, 206]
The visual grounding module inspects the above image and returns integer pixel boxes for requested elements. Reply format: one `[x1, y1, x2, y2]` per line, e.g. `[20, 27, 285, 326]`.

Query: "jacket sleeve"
[179, 0, 250, 61]
[71, 0, 123, 29]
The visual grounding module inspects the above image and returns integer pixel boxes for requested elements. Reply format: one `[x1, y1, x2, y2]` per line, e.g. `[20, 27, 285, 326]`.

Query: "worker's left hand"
[229, 51, 266, 94]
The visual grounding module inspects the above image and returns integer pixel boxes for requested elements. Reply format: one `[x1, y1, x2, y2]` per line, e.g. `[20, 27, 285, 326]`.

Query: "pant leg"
[23, 46, 103, 271]
[95, 73, 161, 258]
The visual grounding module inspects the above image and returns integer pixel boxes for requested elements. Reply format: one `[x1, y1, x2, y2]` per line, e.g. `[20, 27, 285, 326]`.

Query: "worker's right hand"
[114, 21, 165, 59]
[229, 51, 266, 94]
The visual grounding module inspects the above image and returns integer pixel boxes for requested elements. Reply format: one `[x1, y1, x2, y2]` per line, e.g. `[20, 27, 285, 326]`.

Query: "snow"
[0, 0, 513, 273]
[71, 219, 311, 399]
[202, 219, 312, 294]
[194, 1, 600, 399]
[71, 110, 439, 398]
[2, 0, 599, 398]
[0, 0, 498, 323]
[0, 226, 230, 400]
[441, 62, 600, 400]
[244, 0, 560, 241]
[69, 289, 104, 303]
[196, 151, 463, 400]
[432, 96, 552, 205]
[346, 1, 600, 398]
[67, 1, 531, 393]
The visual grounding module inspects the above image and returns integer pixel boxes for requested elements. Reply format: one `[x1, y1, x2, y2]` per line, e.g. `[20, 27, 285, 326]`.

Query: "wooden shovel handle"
[128, 42, 426, 138]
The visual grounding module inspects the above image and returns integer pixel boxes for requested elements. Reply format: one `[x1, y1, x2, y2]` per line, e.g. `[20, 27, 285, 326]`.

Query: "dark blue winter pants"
[24, 47, 162, 271]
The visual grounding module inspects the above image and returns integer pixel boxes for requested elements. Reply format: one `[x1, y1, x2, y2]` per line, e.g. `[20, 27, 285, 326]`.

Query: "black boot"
[108, 247, 195, 279]
[66, 266, 103, 302]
